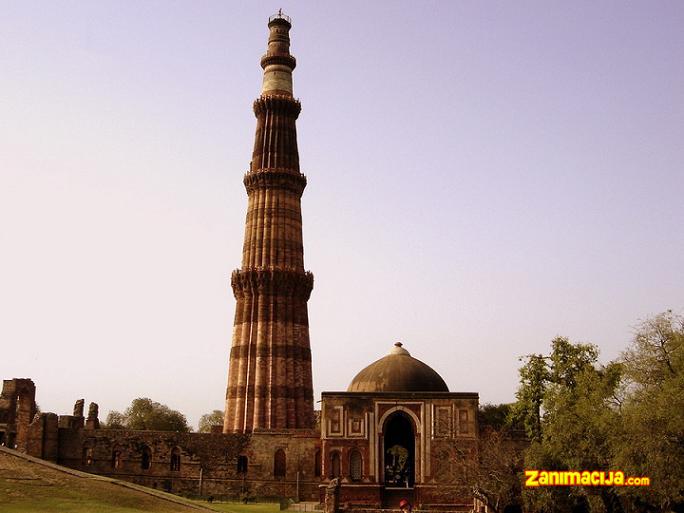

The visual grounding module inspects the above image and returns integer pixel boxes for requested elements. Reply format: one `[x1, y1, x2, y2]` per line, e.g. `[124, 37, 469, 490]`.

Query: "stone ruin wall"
[1, 378, 322, 500]
[0, 378, 37, 451]
[56, 427, 321, 500]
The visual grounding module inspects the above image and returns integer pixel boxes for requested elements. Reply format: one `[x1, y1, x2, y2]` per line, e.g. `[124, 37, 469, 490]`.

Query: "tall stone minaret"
[224, 13, 314, 433]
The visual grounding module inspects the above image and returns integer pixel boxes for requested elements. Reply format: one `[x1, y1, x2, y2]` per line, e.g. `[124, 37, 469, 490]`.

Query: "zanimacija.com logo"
[525, 470, 650, 487]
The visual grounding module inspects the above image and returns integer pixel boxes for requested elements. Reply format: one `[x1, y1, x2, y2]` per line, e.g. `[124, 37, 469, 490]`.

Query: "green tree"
[478, 403, 515, 431]
[511, 338, 601, 441]
[514, 314, 684, 513]
[103, 410, 126, 429]
[535, 361, 624, 513]
[510, 352, 550, 441]
[198, 409, 224, 433]
[105, 398, 191, 432]
[547, 337, 598, 388]
[514, 337, 624, 513]
[614, 311, 684, 511]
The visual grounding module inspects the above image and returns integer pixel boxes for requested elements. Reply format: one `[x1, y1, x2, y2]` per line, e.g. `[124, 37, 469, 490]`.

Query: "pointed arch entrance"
[383, 411, 415, 488]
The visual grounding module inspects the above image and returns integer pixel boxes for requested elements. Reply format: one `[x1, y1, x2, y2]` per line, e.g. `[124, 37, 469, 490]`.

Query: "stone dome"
[347, 342, 449, 393]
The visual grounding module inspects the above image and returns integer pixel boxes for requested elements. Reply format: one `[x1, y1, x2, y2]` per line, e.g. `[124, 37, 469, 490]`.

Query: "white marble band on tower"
[260, 13, 296, 96]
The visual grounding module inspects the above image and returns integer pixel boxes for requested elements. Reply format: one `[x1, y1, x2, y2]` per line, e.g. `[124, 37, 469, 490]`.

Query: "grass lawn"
[196, 502, 281, 513]
[1, 483, 205, 513]
[1, 448, 286, 513]
[0, 449, 205, 513]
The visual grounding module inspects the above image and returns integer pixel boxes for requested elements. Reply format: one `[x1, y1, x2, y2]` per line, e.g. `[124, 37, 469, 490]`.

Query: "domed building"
[347, 342, 449, 394]
[321, 343, 479, 508]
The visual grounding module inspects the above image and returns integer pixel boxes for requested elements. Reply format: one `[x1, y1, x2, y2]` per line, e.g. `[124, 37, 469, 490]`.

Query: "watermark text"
[525, 470, 650, 487]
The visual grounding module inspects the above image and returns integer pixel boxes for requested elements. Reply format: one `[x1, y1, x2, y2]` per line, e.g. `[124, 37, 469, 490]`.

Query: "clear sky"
[2, 1, 682, 430]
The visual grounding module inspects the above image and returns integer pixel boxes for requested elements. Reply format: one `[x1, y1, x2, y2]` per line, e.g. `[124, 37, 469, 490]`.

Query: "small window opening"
[237, 455, 248, 474]
[170, 447, 181, 471]
[141, 445, 152, 470]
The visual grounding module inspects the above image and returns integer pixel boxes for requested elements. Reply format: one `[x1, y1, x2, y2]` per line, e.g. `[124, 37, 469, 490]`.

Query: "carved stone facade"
[319, 392, 478, 509]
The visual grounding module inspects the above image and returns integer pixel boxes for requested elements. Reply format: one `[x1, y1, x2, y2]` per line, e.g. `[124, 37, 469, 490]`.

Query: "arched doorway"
[274, 449, 286, 478]
[383, 412, 415, 487]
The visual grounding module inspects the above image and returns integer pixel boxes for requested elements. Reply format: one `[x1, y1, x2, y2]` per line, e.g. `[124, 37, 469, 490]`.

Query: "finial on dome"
[390, 342, 410, 356]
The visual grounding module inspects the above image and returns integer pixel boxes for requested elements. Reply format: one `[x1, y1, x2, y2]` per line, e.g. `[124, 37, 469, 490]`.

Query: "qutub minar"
[225, 12, 314, 433]
[0, 13, 490, 511]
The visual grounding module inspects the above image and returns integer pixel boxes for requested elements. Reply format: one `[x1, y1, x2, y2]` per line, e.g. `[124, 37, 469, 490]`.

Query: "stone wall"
[56, 425, 321, 500]
[26, 412, 59, 461]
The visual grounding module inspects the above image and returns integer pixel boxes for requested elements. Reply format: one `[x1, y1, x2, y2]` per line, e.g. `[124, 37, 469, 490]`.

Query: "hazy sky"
[2, 1, 682, 430]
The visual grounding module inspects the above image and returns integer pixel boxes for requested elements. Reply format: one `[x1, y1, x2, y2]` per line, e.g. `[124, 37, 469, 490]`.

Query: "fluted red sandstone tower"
[223, 13, 314, 433]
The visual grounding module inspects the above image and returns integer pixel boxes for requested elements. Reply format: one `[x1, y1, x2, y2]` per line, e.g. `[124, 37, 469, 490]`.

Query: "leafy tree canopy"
[510, 337, 599, 441]
[104, 398, 191, 432]
[513, 311, 684, 513]
[614, 311, 684, 510]
[478, 403, 519, 432]
[198, 409, 224, 433]
[104, 410, 126, 429]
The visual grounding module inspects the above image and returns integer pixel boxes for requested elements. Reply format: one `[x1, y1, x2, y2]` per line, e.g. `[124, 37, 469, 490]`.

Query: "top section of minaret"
[260, 11, 297, 97]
